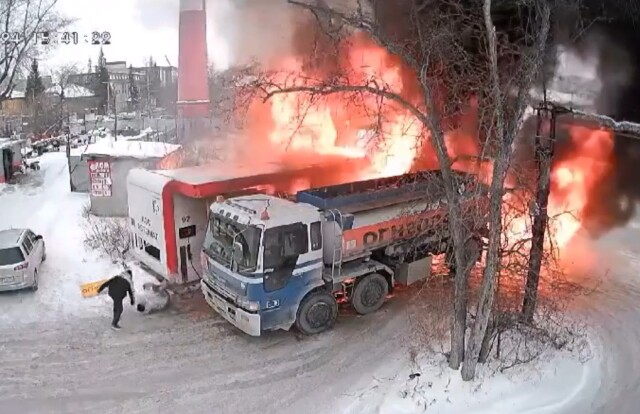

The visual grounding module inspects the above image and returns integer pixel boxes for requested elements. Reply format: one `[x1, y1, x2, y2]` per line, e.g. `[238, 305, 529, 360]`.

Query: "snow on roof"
[570, 109, 640, 136]
[45, 83, 94, 98]
[155, 160, 289, 186]
[214, 194, 319, 228]
[9, 89, 25, 99]
[127, 167, 173, 194]
[0, 138, 23, 150]
[82, 140, 181, 159]
[0, 228, 24, 248]
[71, 130, 164, 157]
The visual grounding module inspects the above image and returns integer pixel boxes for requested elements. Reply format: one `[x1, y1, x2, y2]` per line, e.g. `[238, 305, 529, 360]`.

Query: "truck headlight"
[237, 297, 260, 312]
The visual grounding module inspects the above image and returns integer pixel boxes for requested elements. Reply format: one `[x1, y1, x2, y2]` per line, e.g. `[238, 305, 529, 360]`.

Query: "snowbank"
[341, 342, 601, 414]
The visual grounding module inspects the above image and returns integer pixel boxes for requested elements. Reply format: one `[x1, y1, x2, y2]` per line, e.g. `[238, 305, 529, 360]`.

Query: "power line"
[543, 101, 640, 141]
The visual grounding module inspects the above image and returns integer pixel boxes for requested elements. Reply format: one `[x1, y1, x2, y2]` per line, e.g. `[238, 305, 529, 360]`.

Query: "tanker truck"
[200, 170, 489, 336]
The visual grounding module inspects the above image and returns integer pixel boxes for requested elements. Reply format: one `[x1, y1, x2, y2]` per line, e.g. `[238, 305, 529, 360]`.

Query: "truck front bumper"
[201, 280, 261, 336]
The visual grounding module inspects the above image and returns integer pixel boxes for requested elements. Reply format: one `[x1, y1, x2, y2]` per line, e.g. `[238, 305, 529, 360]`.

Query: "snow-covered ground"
[0, 153, 152, 324]
[341, 216, 640, 414]
[343, 341, 601, 414]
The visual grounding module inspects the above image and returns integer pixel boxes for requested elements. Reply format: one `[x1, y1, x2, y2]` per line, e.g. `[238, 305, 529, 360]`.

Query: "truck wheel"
[295, 290, 338, 335]
[351, 273, 389, 315]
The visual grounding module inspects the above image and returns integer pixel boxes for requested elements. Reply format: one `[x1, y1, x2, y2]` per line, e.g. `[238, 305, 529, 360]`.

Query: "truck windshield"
[203, 213, 261, 273]
[0, 247, 25, 266]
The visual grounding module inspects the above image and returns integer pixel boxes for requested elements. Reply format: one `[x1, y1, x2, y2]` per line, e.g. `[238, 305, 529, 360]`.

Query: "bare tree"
[0, 0, 70, 102]
[248, 0, 488, 370]
[460, 0, 551, 381]
[49, 64, 79, 190]
[49, 63, 78, 125]
[237, 0, 584, 380]
[82, 203, 131, 262]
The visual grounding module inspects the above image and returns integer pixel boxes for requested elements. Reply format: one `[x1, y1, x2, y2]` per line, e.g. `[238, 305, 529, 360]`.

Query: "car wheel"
[31, 269, 39, 291]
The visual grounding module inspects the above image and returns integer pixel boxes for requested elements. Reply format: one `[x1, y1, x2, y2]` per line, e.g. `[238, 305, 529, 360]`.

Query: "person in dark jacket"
[98, 270, 135, 329]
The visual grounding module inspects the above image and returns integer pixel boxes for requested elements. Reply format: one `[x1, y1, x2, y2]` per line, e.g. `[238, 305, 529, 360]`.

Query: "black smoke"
[548, 1, 640, 234]
[374, 0, 640, 235]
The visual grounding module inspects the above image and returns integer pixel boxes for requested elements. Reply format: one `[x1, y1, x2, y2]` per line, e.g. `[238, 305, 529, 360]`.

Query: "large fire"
[245, 31, 614, 263]
[548, 126, 614, 248]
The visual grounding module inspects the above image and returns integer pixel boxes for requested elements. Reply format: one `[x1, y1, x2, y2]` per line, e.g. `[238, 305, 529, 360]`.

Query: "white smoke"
[205, 0, 299, 70]
[549, 28, 634, 115]
[205, 0, 372, 71]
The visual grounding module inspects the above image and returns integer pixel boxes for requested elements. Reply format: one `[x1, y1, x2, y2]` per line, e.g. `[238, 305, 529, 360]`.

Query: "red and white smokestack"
[177, 0, 210, 119]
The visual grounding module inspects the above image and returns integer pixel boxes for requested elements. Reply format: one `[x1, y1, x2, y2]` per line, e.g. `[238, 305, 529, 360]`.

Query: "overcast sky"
[45, 0, 231, 70]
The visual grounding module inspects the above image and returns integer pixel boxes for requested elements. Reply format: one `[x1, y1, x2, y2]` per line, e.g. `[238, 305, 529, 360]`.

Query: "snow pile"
[342, 345, 601, 414]
[45, 83, 94, 98]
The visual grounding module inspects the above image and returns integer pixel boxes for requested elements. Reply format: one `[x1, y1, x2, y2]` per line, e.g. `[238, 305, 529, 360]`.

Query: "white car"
[0, 229, 46, 292]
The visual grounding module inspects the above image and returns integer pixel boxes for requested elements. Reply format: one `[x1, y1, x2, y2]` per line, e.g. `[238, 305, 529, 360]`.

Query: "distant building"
[68, 61, 178, 114]
[0, 77, 53, 117]
[44, 83, 99, 117]
[0, 77, 54, 135]
[1, 90, 27, 117]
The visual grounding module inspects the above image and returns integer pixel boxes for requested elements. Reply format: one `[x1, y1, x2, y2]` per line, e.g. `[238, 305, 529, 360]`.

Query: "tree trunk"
[461, 148, 507, 380]
[415, 64, 470, 371]
[478, 316, 494, 363]
[448, 221, 470, 369]
[522, 109, 555, 323]
[66, 135, 76, 192]
[461, 0, 508, 381]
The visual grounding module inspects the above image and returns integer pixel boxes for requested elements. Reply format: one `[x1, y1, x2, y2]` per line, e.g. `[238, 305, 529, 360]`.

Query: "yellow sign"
[80, 278, 109, 298]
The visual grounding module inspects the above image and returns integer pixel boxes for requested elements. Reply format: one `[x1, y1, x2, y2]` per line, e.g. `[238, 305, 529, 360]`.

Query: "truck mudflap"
[201, 280, 261, 336]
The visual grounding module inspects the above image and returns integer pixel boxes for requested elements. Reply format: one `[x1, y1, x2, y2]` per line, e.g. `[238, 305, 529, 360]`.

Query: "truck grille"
[207, 272, 238, 302]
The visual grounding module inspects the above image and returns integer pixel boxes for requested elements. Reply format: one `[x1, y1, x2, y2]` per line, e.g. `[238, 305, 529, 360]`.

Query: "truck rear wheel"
[295, 290, 338, 335]
[351, 273, 389, 315]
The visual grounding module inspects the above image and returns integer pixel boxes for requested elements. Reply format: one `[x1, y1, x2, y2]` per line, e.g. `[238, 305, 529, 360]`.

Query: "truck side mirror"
[33, 235, 43, 241]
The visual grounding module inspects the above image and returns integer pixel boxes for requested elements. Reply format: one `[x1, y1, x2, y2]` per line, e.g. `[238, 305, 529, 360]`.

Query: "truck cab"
[201, 194, 326, 336]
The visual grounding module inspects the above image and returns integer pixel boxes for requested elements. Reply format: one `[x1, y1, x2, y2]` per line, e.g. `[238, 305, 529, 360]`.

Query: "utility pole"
[522, 102, 572, 322]
[146, 69, 151, 114]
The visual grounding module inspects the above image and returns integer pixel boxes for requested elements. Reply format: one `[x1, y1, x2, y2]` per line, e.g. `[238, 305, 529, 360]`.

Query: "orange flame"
[548, 126, 614, 248]
[245, 31, 615, 262]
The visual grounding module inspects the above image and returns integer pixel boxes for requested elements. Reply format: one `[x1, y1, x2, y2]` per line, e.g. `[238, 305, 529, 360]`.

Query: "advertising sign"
[89, 160, 112, 197]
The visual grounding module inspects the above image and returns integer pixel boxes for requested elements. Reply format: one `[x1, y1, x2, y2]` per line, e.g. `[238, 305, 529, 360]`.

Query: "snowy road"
[580, 220, 640, 413]
[0, 298, 409, 414]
